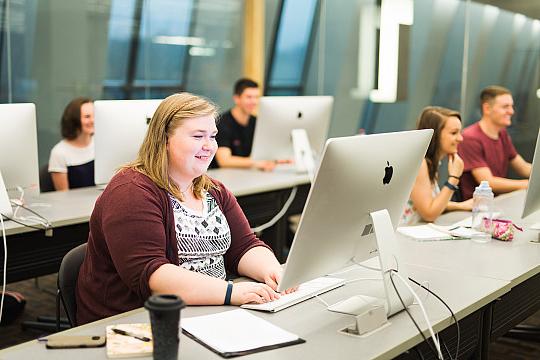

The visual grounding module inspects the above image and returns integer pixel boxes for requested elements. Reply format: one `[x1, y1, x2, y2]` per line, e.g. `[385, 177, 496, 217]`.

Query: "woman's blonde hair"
[126, 92, 219, 201]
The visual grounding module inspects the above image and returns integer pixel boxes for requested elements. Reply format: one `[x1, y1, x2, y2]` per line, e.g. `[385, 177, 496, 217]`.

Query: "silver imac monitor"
[522, 128, 540, 229]
[277, 129, 433, 316]
[94, 99, 162, 185]
[0, 170, 12, 218]
[0, 103, 39, 193]
[250, 96, 334, 162]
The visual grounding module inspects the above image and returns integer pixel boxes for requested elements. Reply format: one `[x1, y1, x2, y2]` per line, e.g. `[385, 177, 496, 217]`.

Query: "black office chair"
[21, 244, 86, 332]
[56, 243, 87, 329]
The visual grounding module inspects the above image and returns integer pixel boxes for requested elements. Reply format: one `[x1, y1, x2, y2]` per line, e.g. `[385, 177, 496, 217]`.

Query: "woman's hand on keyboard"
[231, 282, 280, 305]
[263, 268, 298, 295]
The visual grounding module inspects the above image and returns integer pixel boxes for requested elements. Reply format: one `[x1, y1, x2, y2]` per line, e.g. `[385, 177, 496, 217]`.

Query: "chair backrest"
[57, 243, 87, 327]
[39, 164, 54, 192]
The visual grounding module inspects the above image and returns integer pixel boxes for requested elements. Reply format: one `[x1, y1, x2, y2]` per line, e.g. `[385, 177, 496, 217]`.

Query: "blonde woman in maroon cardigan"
[76, 93, 293, 325]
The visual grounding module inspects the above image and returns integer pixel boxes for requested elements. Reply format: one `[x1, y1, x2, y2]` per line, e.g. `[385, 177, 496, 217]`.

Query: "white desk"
[6, 169, 309, 237]
[207, 167, 309, 197]
[397, 190, 540, 351]
[398, 190, 540, 288]
[1, 169, 310, 282]
[0, 263, 509, 359]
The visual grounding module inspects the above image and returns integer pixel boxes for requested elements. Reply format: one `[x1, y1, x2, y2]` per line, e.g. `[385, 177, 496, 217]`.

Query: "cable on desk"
[1, 214, 48, 232]
[389, 270, 443, 360]
[251, 186, 298, 233]
[352, 260, 381, 272]
[409, 276, 460, 360]
[10, 200, 52, 229]
[0, 213, 7, 325]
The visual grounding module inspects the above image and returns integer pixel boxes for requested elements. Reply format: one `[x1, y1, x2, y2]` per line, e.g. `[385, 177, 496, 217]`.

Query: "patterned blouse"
[169, 192, 231, 279]
[400, 182, 441, 226]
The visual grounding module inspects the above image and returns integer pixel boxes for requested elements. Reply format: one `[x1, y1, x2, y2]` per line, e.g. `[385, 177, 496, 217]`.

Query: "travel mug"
[144, 294, 186, 360]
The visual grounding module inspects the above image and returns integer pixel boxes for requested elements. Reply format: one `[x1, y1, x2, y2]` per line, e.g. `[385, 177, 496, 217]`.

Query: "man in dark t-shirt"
[458, 85, 531, 199]
[211, 78, 276, 171]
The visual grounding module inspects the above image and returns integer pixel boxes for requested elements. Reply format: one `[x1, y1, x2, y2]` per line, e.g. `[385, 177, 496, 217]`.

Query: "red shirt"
[458, 122, 517, 200]
[76, 168, 271, 325]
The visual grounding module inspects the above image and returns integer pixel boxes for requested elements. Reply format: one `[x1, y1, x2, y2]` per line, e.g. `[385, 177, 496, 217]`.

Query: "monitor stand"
[291, 129, 315, 181]
[328, 209, 414, 334]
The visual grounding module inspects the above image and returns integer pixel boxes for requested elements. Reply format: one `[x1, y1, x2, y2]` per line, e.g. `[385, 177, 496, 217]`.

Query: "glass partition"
[0, 0, 538, 167]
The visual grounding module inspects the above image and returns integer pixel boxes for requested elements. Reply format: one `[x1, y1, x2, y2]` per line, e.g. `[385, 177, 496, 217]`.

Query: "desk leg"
[480, 302, 493, 360]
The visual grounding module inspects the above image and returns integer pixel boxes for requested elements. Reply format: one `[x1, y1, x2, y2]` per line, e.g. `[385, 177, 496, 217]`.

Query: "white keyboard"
[241, 277, 345, 312]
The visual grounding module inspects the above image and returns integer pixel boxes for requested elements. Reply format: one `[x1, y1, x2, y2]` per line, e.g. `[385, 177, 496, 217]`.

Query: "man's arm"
[215, 147, 275, 171]
[509, 154, 532, 178]
[471, 167, 528, 194]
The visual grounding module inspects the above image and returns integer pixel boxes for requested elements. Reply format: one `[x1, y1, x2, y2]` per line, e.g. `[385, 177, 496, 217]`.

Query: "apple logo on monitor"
[297, 111, 303, 119]
[383, 161, 393, 185]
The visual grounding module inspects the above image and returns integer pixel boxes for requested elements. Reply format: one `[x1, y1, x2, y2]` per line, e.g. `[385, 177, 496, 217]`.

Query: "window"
[266, 0, 318, 95]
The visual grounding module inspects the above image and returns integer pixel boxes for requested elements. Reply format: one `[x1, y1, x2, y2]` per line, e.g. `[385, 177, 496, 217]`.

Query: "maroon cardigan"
[76, 168, 271, 325]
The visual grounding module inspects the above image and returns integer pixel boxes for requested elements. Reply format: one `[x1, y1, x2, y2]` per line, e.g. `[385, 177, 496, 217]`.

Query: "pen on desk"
[112, 328, 151, 342]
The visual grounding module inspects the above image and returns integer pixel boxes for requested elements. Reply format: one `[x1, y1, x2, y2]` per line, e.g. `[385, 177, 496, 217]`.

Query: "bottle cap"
[474, 180, 493, 195]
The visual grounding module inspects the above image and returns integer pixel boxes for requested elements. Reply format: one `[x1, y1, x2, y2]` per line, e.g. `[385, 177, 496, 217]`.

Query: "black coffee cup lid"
[144, 294, 186, 312]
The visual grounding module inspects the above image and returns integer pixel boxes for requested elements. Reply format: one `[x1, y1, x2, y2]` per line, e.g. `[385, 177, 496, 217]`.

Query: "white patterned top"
[169, 192, 231, 279]
[400, 182, 441, 226]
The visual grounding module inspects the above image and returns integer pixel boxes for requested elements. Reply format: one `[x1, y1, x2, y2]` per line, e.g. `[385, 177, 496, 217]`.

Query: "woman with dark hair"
[48, 97, 94, 190]
[401, 106, 473, 224]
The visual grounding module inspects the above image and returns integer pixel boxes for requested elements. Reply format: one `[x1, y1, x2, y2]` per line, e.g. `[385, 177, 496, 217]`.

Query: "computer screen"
[94, 99, 162, 185]
[0, 103, 39, 193]
[0, 170, 12, 218]
[522, 128, 540, 227]
[250, 96, 334, 162]
[277, 129, 433, 315]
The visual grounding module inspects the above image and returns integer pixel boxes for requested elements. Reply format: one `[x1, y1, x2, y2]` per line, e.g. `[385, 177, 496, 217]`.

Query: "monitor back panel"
[251, 96, 334, 161]
[280, 130, 433, 289]
[94, 99, 162, 184]
[0, 103, 39, 191]
[523, 129, 540, 218]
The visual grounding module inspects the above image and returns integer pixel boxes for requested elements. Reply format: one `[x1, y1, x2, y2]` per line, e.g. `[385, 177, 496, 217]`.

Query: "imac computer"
[522, 128, 540, 230]
[94, 99, 162, 185]
[0, 103, 39, 194]
[0, 170, 12, 218]
[250, 96, 334, 175]
[277, 129, 433, 317]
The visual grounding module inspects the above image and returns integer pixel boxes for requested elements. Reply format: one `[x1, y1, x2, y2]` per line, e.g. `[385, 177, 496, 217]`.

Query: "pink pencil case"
[488, 219, 523, 241]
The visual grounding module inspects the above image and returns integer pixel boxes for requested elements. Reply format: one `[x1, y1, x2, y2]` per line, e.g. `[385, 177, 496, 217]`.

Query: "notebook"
[397, 224, 480, 241]
[182, 309, 305, 358]
[106, 324, 153, 358]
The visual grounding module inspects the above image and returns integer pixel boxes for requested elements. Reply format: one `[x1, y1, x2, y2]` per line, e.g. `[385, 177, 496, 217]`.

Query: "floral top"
[400, 182, 441, 225]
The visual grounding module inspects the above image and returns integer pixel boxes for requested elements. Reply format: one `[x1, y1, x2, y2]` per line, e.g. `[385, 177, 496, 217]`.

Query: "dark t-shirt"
[67, 160, 95, 189]
[211, 110, 256, 168]
[457, 122, 518, 200]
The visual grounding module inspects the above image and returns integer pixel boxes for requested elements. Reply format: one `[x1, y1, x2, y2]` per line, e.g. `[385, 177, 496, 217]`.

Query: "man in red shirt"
[458, 85, 531, 200]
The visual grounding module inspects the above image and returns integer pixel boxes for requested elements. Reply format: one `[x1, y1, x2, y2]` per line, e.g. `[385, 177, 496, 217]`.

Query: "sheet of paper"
[397, 225, 453, 241]
[181, 309, 300, 353]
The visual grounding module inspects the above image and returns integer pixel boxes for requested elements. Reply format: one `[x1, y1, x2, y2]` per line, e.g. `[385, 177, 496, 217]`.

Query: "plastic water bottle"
[471, 181, 494, 243]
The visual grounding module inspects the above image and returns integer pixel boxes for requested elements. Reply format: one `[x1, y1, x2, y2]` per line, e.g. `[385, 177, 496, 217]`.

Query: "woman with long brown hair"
[402, 106, 473, 224]
[76, 93, 294, 325]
